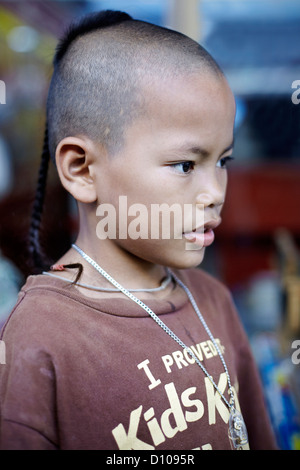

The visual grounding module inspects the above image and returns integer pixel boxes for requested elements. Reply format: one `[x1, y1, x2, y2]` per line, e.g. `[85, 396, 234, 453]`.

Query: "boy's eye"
[171, 161, 195, 174]
[217, 156, 234, 169]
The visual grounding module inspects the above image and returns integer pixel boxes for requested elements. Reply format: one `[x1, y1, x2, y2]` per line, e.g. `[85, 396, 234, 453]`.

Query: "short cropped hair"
[47, 10, 222, 159]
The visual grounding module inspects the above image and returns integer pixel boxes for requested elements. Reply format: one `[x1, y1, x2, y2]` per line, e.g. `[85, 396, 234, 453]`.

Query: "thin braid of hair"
[28, 124, 51, 272]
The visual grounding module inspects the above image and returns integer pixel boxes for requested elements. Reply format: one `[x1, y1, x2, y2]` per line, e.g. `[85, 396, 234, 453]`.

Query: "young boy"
[0, 10, 276, 450]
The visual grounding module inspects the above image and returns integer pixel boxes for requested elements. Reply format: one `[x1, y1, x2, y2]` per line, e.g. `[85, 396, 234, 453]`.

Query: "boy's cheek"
[111, 232, 204, 262]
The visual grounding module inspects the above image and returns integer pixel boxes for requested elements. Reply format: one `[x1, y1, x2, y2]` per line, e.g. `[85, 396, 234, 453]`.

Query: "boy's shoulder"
[0, 273, 107, 361]
[3, 273, 75, 314]
[0, 274, 84, 343]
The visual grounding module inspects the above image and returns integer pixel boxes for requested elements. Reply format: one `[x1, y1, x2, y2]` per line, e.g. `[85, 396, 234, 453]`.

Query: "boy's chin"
[110, 238, 206, 270]
[163, 248, 206, 271]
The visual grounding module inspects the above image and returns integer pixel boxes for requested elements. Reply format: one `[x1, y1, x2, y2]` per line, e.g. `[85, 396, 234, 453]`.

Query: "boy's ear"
[55, 136, 98, 203]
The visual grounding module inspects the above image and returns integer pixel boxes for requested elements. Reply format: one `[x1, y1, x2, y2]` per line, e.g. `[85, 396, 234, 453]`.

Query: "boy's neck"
[58, 232, 168, 293]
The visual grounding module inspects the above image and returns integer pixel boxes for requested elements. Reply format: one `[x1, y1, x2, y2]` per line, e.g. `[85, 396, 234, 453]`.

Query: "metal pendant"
[229, 408, 249, 449]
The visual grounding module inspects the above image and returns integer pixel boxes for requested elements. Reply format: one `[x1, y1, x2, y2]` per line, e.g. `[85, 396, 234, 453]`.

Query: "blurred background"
[0, 0, 300, 450]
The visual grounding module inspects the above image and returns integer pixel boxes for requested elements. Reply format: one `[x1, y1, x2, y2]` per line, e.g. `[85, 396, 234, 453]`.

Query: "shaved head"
[47, 11, 223, 159]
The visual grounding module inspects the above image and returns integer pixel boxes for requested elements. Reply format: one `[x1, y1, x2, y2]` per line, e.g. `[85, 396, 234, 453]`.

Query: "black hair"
[28, 124, 50, 272]
[54, 10, 132, 65]
[28, 9, 222, 274]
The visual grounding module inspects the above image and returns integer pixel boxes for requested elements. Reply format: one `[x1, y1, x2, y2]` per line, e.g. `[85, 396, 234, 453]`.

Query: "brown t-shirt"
[0, 268, 276, 450]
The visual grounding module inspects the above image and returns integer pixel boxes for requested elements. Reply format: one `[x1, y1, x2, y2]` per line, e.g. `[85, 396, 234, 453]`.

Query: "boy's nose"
[196, 180, 225, 209]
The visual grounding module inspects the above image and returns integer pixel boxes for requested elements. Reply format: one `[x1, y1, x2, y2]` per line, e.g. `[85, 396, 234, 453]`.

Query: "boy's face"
[92, 71, 236, 269]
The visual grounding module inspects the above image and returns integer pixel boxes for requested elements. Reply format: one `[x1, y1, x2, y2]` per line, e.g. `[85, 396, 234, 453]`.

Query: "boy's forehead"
[140, 70, 234, 119]
[116, 71, 235, 158]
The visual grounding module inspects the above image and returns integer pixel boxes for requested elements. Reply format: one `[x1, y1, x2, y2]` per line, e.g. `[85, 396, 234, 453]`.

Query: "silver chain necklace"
[42, 270, 172, 293]
[72, 243, 248, 449]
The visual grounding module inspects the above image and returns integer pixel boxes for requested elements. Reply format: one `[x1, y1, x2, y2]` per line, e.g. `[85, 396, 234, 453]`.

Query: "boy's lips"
[183, 218, 221, 248]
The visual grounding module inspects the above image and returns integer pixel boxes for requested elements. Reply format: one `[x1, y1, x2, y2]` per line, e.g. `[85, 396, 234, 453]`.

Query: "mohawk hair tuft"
[54, 10, 133, 65]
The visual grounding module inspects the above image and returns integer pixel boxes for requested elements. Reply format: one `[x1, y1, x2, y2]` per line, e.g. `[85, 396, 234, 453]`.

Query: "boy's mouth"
[183, 218, 221, 248]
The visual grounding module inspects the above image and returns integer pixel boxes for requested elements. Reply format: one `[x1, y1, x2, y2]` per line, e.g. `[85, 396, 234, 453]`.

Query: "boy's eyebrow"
[172, 139, 234, 158]
[220, 140, 235, 155]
